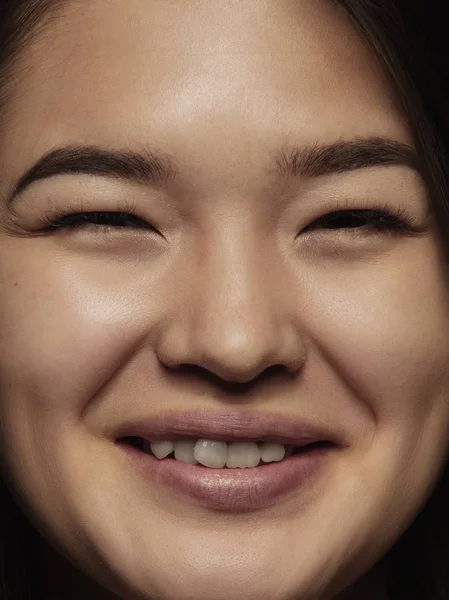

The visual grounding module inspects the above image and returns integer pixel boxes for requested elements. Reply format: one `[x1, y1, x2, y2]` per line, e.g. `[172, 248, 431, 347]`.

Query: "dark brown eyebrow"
[8, 145, 179, 204]
[275, 137, 421, 179]
[8, 137, 422, 205]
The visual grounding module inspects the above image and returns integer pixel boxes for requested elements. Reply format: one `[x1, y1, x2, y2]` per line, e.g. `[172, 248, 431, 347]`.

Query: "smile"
[114, 410, 341, 511]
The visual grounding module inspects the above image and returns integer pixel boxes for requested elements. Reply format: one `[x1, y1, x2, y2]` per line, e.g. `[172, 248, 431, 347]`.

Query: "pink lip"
[120, 443, 335, 511]
[114, 409, 342, 511]
[113, 408, 345, 446]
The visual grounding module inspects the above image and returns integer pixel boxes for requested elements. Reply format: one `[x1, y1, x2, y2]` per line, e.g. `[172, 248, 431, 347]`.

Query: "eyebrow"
[7, 137, 421, 204]
[8, 146, 179, 204]
[275, 137, 421, 179]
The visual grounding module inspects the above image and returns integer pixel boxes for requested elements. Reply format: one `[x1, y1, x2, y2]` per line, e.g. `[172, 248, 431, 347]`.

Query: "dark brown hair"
[0, 1, 448, 599]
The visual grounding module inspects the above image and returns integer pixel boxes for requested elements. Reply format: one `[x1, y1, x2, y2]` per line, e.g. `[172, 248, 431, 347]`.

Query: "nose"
[155, 231, 306, 385]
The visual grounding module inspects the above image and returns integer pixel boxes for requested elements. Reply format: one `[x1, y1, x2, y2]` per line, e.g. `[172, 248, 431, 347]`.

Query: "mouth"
[113, 410, 340, 510]
[113, 408, 341, 468]
[116, 436, 335, 469]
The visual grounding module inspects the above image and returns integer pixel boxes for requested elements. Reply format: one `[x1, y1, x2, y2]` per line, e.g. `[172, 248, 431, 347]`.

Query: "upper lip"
[113, 409, 344, 447]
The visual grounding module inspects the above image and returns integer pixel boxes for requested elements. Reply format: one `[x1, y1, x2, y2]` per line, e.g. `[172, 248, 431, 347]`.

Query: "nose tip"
[156, 314, 305, 385]
[201, 328, 301, 383]
[154, 235, 306, 386]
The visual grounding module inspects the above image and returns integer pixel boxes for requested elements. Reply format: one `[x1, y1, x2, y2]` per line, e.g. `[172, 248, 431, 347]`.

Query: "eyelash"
[38, 203, 420, 236]
[301, 208, 412, 234]
[41, 211, 149, 231]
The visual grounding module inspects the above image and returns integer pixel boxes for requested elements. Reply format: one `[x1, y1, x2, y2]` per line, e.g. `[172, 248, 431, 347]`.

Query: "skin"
[0, 0, 449, 599]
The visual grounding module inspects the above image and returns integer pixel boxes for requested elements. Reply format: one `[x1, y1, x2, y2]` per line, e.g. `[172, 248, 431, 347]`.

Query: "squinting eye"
[301, 209, 412, 234]
[41, 211, 154, 233]
[39, 208, 421, 238]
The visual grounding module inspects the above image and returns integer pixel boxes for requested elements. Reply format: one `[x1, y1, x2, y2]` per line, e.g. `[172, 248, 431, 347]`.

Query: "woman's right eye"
[41, 211, 154, 233]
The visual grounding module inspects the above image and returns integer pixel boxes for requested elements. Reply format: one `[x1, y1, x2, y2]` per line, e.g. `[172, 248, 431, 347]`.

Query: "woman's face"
[1, 0, 449, 599]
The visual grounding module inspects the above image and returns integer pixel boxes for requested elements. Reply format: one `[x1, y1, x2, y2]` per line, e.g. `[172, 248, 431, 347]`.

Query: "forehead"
[0, 0, 412, 189]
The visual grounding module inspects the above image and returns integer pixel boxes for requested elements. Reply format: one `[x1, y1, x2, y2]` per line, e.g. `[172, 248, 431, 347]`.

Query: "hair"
[0, 1, 448, 599]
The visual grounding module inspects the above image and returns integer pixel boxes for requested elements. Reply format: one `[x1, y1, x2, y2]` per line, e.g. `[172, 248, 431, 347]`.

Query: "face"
[1, 1, 449, 599]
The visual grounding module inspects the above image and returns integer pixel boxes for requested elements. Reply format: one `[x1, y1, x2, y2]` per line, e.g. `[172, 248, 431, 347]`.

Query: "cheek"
[0, 245, 162, 425]
[298, 240, 449, 426]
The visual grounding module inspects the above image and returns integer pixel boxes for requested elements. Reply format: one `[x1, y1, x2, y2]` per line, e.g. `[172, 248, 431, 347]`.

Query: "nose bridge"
[199, 226, 273, 336]
[191, 227, 283, 380]
[157, 223, 305, 383]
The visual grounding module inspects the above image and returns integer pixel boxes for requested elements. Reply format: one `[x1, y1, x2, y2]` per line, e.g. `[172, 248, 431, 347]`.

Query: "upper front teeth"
[148, 439, 286, 468]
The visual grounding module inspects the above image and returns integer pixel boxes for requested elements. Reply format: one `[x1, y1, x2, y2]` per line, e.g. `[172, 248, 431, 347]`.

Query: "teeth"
[147, 439, 288, 468]
[194, 440, 228, 468]
[150, 441, 175, 459]
[226, 442, 260, 468]
[174, 440, 198, 464]
[259, 442, 286, 463]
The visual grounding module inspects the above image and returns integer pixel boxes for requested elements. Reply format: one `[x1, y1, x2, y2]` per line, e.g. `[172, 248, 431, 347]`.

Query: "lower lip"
[120, 444, 334, 511]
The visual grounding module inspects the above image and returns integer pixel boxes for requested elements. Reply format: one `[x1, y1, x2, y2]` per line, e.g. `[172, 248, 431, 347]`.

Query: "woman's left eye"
[301, 209, 411, 234]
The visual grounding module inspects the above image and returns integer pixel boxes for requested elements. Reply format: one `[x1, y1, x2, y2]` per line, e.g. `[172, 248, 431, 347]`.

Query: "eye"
[40, 211, 155, 233]
[301, 209, 413, 235]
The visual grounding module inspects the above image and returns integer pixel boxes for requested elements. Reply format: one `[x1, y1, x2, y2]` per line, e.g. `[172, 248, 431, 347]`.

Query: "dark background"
[401, 3, 448, 145]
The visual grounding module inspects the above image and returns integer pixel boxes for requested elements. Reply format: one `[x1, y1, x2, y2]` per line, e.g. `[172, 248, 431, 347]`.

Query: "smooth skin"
[1, 1, 449, 599]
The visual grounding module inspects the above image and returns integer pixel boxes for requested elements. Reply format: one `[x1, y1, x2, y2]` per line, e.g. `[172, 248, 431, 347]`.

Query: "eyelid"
[288, 197, 431, 244]
[46, 197, 139, 217]
[318, 197, 422, 228]
[15, 190, 429, 240]
[34, 197, 143, 227]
